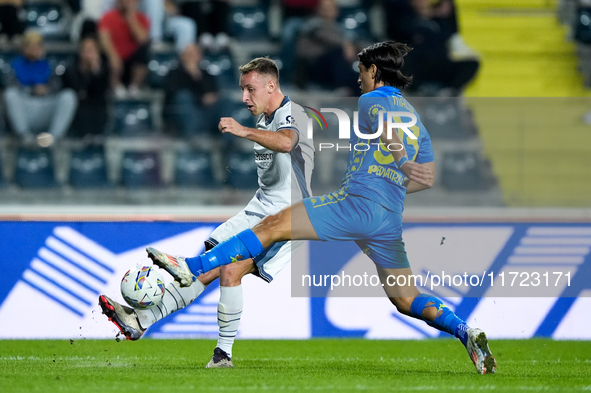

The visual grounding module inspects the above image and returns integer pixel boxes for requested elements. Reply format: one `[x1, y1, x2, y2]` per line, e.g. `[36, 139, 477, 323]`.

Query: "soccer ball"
[120, 266, 165, 309]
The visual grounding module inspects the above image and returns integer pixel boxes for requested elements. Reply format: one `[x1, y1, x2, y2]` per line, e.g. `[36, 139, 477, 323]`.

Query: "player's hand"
[400, 161, 434, 187]
[219, 117, 248, 138]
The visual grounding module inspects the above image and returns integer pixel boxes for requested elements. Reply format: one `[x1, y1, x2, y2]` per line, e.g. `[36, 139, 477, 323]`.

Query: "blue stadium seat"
[338, 6, 372, 40]
[46, 51, 75, 77]
[0, 52, 17, 90]
[24, 2, 70, 41]
[69, 146, 110, 188]
[147, 51, 179, 89]
[220, 98, 257, 129]
[200, 50, 235, 89]
[415, 98, 471, 140]
[440, 151, 488, 190]
[121, 151, 162, 188]
[174, 150, 216, 188]
[226, 151, 257, 189]
[229, 6, 269, 41]
[13, 147, 57, 188]
[111, 100, 154, 136]
[575, 7, 591, 44]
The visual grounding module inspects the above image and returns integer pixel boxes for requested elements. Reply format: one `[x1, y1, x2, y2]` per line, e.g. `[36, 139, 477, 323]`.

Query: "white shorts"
[207, 209, 303, 283]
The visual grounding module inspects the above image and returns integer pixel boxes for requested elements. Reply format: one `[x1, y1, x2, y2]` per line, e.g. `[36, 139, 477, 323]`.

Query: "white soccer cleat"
[98, 295, 145, 341]
[466, 328, 496, 374]
[146, 247, 196, 287]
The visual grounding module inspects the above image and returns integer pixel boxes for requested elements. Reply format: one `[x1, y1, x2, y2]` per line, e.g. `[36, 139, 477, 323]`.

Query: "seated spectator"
[178, 0, 230, 50]
[388, 0, 479, 95]
[3, 31, 77, 146]
[0, 0, 25, 40]
[282, 0, 319, 18]
[61, 36, 110, 139]
[98, 0, 150, 97]
[164, 43, 219, 137]
[295, 0, 360, 94]
[142, 0, 197, 52]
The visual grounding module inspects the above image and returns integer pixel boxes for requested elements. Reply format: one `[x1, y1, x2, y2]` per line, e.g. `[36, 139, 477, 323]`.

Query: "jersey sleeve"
[357, 94, 389, 136]
[276, 103, 302, 136]
[415, 129, 435, 163]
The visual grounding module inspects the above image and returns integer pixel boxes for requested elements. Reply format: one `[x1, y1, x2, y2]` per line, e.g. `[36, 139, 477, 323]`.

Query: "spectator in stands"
[142, 0, 197, 52]
[294, 0, 360, 94]
[281, 0, 319, 18]
[98, 0, 150, 98]
[3, 31, 77, 146]
[0, 0, 25, 41]
[61, 36, 110, 139]
[178, 0, 230, 50]
[164, 43, 219, 137]
[387, 0, 479, 95]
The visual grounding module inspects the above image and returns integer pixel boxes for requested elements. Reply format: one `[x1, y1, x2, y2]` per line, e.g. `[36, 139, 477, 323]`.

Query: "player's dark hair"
[358, 41, 413, 89]
[239, 57, 280, 82]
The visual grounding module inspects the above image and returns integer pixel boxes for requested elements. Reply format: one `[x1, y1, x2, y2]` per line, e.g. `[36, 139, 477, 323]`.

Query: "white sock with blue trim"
[216, 285, 243, 358]
[135, 280, 205, 329]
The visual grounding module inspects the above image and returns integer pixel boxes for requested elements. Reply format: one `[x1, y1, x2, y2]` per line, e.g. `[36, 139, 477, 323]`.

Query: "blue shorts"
[302, 190, 410, 269]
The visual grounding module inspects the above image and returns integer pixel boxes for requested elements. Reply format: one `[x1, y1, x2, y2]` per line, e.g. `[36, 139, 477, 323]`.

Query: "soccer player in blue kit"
[149, 42, 497, 374]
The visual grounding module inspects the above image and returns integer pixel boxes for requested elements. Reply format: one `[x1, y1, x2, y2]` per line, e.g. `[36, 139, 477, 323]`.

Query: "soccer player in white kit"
[99, 57, 314, 368]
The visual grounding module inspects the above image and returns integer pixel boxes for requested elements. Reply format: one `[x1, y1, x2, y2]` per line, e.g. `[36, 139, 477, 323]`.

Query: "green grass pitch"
[1, 339, 590, 392]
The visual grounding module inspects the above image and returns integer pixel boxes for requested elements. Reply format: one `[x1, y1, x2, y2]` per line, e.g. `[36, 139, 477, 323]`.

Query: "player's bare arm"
[218, 117, 298, 152]
[378, 121, 434, 188]
[405, 161, 435, 193]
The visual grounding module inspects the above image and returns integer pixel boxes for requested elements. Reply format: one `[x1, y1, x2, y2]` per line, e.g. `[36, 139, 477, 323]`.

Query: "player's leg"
[156, 201, 317, 279]
[376, 265, 496, 374]
[206, 258, 257, 369]
[99, 262, 221, 341]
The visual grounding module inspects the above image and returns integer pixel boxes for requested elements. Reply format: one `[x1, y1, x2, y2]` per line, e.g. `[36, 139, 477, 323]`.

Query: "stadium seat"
[220, 98, 257, 130]
[415, 98, 471, 140]
[200, 50, 235, 89]
[0, 52, 17, 90]
[120, 151, 162, 188]
[68, 145, 110, 188]
[440, 151, 488, 190]
[338, 6, 372, 40]
[46, 51, 75, 77]
[174, 150, 216, 188]
[226, 151, 257, 189]
[228, 6, 269, 41]
[147, 51, 179, 89]
[110, 100, 154, 136]
[24, 2, 70, 41]
[575, 7, 591, 44]
[13, 147, 57, 188]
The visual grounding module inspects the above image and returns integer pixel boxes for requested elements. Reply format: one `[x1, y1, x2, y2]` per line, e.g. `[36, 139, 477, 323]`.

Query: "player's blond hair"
[239, 57, 279, 82]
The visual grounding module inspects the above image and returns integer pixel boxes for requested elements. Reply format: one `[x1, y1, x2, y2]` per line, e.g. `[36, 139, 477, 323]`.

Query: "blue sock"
[410, 294, 470, 346]
[185, 229, 264, 276]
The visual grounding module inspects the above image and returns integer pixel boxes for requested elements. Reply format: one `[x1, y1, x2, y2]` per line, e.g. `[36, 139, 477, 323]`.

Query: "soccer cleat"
[146, 247, 196, 287]
[466, 328, 496, 374]
[98, 295, 145, 341]
[205, 347, 234, 368]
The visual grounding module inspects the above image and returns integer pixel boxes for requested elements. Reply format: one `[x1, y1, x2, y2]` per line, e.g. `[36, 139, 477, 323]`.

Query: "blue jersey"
[340, 86, 434, 213]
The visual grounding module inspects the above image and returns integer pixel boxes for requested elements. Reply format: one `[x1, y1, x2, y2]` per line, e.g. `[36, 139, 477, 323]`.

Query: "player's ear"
[267, 78, 276, 93]
[370, 64, 377, 80]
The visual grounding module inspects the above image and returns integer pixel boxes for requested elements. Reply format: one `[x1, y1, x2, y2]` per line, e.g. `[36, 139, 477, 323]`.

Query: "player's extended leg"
[161, 202, 317, 279]
[98, 268, 221, 341]
[206, 258, 257, 369]
[377, 266, 496, 374]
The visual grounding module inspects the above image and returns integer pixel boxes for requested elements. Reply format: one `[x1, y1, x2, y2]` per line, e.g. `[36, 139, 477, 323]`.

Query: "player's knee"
[219, 260, 253, 286]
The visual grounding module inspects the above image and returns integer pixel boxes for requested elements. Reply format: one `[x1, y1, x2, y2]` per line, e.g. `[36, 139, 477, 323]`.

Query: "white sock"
[216, 285, 243, 358]
[135, 280, 205, 329]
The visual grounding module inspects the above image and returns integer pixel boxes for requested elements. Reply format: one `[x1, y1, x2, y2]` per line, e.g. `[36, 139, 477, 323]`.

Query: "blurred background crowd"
[0, 0, 587, 208]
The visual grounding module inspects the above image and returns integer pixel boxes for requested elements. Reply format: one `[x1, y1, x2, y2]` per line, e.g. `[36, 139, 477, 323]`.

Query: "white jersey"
[243, 97, 315, 217]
